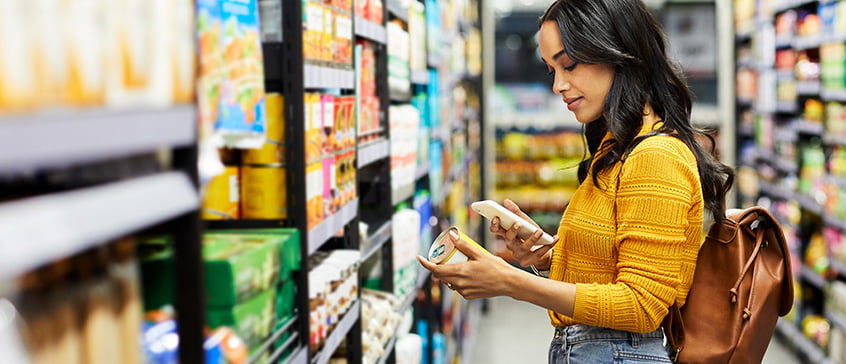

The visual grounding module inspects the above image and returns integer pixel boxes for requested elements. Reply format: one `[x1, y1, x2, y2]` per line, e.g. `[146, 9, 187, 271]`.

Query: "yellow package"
[244, 93, 285, 164]
[304, 2, 324, 61]
[241, 164, 287, 220]
[306, 162, 324, 229]
[305, 93, 322, 163]
[323, 7, 335, 63]
[202, 165, 241, 220]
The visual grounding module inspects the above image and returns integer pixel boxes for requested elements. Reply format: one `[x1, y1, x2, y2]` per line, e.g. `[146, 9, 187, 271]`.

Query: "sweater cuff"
[572, 283, 602, 324]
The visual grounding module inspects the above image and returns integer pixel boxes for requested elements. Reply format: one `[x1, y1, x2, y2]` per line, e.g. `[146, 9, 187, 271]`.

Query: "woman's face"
[539, 21, 615, 124]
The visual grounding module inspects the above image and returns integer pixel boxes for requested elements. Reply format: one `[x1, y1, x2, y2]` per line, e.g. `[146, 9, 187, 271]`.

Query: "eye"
[563, 61, 580, 71]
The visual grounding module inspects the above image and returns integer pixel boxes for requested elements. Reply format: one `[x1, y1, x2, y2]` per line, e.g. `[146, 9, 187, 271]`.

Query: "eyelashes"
[564, 62, 579, 71]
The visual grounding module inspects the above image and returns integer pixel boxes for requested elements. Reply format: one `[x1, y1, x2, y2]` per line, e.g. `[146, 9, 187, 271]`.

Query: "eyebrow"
[542, 49, 568, 65]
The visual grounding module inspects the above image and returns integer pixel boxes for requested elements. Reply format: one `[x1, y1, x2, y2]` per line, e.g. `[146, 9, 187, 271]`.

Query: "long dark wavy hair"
[540, 0, 734, 221]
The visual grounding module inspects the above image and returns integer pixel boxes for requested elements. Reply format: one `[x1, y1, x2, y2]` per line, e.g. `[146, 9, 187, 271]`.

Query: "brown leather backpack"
[662, 207, 794, 364]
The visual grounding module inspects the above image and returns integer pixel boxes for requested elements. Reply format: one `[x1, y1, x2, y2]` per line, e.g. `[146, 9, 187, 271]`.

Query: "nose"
[552, 73, 569, 95]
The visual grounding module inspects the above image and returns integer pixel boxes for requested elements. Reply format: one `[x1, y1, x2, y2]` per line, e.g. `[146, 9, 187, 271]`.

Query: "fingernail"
[449, 229, 460, 240]
[534, 230, 542, 238]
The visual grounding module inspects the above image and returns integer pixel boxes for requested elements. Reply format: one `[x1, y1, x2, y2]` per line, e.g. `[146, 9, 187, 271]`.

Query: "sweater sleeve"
[572, 137, 700, 333]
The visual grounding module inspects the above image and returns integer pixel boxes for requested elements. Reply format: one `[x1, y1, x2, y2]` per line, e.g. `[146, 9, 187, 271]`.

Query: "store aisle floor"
[470, 296, 800, 364]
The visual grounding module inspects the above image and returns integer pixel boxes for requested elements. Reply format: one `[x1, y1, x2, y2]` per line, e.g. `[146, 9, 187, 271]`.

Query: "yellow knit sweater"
[549, 125, 704, 333]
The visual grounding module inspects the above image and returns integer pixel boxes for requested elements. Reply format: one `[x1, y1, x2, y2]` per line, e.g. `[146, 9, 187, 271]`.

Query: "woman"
[417, 0, 734, 362]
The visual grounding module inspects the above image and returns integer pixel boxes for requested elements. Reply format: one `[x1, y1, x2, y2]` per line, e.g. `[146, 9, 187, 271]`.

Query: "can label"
[202, 166, 240, 220]
[428, 227, 488, 265]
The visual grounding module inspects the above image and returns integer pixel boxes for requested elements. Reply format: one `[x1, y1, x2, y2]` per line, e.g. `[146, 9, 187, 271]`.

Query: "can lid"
[428, 227, 460, 264]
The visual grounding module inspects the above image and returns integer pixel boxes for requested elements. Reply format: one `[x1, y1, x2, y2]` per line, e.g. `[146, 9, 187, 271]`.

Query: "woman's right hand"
[488, 199, 557, 269]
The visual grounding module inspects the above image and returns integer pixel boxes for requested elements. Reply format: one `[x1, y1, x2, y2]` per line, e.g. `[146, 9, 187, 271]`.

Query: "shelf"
[308, 199, 359, 256]
[312, 300, 361, 364]
[411, 69, 430, 85]
[361, 221, 392, 262]
[821, 89, 846, 102]
[284, 346, 308, 364]
[824, 215, 846, 232]
[386, 0, 408, 23]
[391, 183, 415, 206]
[793, 119, 824, 135]
[775, 319, 835, 364]
[416, 161, 430, 181]
[354, 16, 387, 44]
[0, 172, 198, 280]
[829, 259, 846, 278]
[0, 106, 195, 173]
[375, 335, 399, 364]
[758, 180, 792, 201]
[796, 81, 821, 96]
[775, 35, 792, 49]
[825, 309, 846, 332]
[823, 134, 846, 146]
[793, 34, 823, 50]
[428, 54, 440, 69]
[304, 64, 355, 90]
[801, 265, 826, 290]
[358, 139, 389, 168]
[248, 316, 298, 364]
[775, 100, 798, 114]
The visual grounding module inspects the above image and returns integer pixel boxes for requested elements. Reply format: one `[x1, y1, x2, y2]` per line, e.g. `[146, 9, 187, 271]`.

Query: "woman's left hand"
[417, 229, 519, 300]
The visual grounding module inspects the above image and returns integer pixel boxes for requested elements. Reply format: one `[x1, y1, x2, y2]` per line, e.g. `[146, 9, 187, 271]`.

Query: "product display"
[736, 0, 846, 361]
[2, 0, 484, 363]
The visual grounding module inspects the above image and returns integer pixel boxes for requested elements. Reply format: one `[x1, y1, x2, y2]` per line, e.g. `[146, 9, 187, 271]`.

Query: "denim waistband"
[553, 324, 664, 345]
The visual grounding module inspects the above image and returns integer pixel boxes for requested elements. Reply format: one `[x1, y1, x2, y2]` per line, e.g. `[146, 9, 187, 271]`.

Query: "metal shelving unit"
[312, 302, 361, 364]
[0, 106, 195, 173]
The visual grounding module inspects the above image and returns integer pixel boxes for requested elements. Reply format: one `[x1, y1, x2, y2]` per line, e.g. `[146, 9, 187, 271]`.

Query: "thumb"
[448, 229, 483, 260]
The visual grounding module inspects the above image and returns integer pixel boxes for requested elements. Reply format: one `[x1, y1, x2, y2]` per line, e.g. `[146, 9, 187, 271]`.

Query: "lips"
[564, 96, 583, 111]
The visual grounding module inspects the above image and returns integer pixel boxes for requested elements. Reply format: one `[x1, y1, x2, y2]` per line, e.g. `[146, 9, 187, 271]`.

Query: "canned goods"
[241, 163, 287, 219]
[202, 166, 240, 220]
[428, 227, 489, 265]
[244, 94, 285, 164]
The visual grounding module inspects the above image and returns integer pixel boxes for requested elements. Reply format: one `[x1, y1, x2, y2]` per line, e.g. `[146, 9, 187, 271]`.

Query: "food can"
[241, 163, 287, 219]
[202, 165, 240, 220]
[428, 227, 489, 265]
[243, 94, 285, 164]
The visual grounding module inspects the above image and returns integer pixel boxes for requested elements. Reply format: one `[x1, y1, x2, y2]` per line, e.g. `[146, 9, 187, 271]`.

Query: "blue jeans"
[549, 324, 672, 364]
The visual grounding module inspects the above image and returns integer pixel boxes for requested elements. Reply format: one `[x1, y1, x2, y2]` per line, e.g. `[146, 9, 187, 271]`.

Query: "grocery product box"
[205, 228, 302, 281]
[207, 289, 276, 351]
[203, 234, 279, 307]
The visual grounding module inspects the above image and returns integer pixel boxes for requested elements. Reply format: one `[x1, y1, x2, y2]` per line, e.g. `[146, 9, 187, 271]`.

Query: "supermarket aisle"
[471, 296, 800, 364]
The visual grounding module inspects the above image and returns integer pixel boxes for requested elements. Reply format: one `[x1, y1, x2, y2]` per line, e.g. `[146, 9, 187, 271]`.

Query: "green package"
[205, 228, 301, 281]
[203, 234, 279, 307]
[207, 288, 276, 350]
[276, 279, 296, 319]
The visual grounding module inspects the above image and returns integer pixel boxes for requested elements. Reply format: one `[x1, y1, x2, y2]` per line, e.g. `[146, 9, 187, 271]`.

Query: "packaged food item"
[207, 289, 276, 350]
[171, 0, 197, 103]
[323, 157, 337, 216]
[33, 0, 68, 107]
[323, 7, 335, 63]
[427, 227, 489, 265]
[244, 93, 286, 164]
[202, 234, 280, 307]
[216, 0, 267, 148]
[202, 165, 241, 220]
[241, 164, 287, 219]
[321, 94, 336, 154]
[335, 12, 353, 65]
[307, 162, 325, 229]
[66, 0, 106, 106]
[304, 2, 324, 61]
[306, 93, 323, 162]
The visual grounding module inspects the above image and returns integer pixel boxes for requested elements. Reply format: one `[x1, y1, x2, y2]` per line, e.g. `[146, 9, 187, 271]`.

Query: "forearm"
[508, 270, 576, 317]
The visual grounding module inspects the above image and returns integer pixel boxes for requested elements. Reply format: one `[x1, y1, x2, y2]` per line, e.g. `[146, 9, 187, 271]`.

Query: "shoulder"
[627, 135, 696, 165]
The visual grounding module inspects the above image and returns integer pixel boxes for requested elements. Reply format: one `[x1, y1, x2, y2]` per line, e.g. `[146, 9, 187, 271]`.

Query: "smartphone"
[470, 200, 556, 247]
